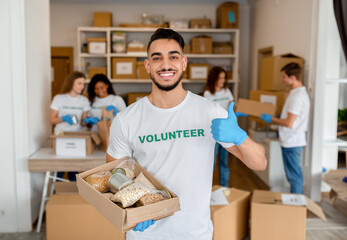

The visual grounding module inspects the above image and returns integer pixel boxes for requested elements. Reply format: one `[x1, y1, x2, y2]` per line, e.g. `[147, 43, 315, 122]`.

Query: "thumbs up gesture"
[211, 102, 247, 146]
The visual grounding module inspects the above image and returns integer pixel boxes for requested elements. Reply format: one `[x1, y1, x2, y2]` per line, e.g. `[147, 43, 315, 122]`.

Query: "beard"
[150, 70, 184, 92]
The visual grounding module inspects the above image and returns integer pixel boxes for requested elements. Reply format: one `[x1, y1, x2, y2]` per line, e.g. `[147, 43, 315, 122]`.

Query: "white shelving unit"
[77, 27, 240, 99]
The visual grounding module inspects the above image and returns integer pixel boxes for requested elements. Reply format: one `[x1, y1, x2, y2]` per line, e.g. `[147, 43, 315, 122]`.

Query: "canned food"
[157, 189, 171, 199]
[108, 172, 134, 193]
[70, 114, 78, 125]
[111, 168, 126, 175]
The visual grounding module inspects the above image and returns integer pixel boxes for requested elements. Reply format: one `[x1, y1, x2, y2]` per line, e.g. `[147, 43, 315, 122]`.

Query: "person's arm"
[260, 112, 297, 128]
[50, 109, 63, 125]
[81, 111, 88, 127]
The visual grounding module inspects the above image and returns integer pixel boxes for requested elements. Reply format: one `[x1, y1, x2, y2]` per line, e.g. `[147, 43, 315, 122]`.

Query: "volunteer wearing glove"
[86, 74, 126, 132]
[49, 71, 90, 181]
[259, 63, 310, 194]
[106, 28, 267, 239]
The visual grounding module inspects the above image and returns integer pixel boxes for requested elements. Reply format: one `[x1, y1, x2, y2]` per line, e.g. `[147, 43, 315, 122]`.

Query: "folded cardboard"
[88, 38, 107, 54]
[52, 131, 101, 156]
[236, 98, 276, 118]
[216, 2, 239, 28]
[189, 63, 210, 80]
[322, 169, 347, 203]
[127, 92, 149, 105]
[211, 186, 250, 240]
[189, 18, 211, 28]
[46, 182, 125, 240]
[191, 36, 213, 54]
[76, 159, 180, 232]
[136, 62, 150, 79]
[251, 190, 326, 240]
[261, 53, 304, 91]
[213, 42, 233, 54]
[112, 57, 136, 79]
[88, 67, 107, 79]
[94, 12, 112, 27]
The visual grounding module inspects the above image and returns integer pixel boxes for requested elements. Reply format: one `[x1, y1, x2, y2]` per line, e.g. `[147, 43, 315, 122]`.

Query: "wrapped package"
[84, 170, 112, 192]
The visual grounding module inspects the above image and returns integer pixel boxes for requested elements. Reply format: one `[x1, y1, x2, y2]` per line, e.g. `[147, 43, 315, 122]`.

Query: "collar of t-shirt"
[144, 91, 191, 112]
[289, 86, 305, 95]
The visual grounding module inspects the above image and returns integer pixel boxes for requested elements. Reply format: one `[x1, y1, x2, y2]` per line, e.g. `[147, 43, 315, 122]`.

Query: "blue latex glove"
[84, 117, 100, 126]
[211, 102, 247, 146]
[133, 219, 155, 232]
[106, 105, 118, 115]
[259, 113, 272, 123]
[61, 115, 73, 125]
[235, 112, 248, 117]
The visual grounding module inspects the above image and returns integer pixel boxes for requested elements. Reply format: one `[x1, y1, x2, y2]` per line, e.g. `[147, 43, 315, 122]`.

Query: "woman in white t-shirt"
[50, 71, 90, 180]
[84, 74, 126, 132]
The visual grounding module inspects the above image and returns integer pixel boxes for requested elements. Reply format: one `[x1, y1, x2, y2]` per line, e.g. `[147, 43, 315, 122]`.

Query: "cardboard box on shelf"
[261, 53, 304, 91]
[112, 57, 137, 79]
[216, 2, 239, 28]
[88, 38, 107, 54]
[250, 190, 326, 240]
[136, 62, 150, 79]
[210, 186, 250, 240]
[46, 182, 125, 240]
[191, 36, 213, 54]
[127, 46, 147, 53]
[76, 159, 180, 232]
[189, 18, 211, 28]
[88, 67, 106, 79]
[213, 42, 233, 54]
[183, 44, 191, 54]
[127, 92, 149, 105]
[236, 98, 276, 118]
[188, 63, 210, 80]
[51, 131, 101, 156]
[93, 12, 112, 27]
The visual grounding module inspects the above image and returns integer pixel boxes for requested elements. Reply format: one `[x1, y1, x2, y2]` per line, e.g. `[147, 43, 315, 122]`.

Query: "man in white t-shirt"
[107, 28, 267, 240]
[260, 62, 310, 194]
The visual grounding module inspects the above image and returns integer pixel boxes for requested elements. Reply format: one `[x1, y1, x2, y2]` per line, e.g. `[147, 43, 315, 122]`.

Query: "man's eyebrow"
[150, 52, 162, 57]
[169, 50, 181, 55]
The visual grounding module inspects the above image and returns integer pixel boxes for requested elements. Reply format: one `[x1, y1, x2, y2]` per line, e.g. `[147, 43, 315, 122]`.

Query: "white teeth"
[160, 73, 174, 77]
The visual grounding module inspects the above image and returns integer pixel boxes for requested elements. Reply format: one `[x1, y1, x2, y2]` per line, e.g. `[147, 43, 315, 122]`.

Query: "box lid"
[52, 131, 101, 145]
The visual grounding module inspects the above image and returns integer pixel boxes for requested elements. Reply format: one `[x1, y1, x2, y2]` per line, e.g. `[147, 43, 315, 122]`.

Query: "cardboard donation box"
[136, 62, 150, 79]
[213, 42, 233, 54]
[251, 190, 326, 240]
[46, 182, 125, 240]
[236, 98, 276, 118]
[210, 186, 250, 240]
[216, 2, 239, 28]
[127, 92, 149, 105]
[112, 57, 136, 79]
[52, 131, 101, 156]
[261, 54, 304, 91]
[88, 38, 107, 54]
[191, 36, 213, 54]
[76, 159, 180, 232]
[189, 18, 211, 28]
[88, 67, 106, 79]
[94, 12, 112, 27]
[189, 63, 210, 80]
[322, 170, 347, 205]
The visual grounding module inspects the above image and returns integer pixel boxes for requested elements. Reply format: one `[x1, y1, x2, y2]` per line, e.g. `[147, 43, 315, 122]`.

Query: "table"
[28, 148, 106, 232]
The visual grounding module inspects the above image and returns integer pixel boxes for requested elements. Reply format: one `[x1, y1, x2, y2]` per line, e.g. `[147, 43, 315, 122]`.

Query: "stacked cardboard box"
[93, 12, 112, 27]
[191, 36, 213, 54]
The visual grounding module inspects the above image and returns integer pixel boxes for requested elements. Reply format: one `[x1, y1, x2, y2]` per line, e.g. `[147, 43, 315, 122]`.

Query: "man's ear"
[182, 56, 188, 71]
[144, 58, 150, 73]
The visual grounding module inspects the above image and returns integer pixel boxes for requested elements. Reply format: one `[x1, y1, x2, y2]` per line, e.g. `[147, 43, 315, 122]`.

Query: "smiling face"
[71, 77, 85, 94]
[281, 71, 294, 86]
[144, 39, 187, 91]
[215, 71, 226, 90]
[94, 81, 109, 98]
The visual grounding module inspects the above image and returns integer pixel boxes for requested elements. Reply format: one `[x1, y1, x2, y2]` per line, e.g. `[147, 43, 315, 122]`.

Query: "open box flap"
[91, 132, 101, 145]
[305, 197, 327, 221]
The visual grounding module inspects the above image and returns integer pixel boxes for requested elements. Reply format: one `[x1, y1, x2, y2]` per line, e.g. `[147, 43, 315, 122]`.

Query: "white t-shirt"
[203, 88, 234, 110]
[107, 91, 233, 240]
[89, 95, 126, 132]
[279, 87, 310, 147]
[50, 94, 90, 134]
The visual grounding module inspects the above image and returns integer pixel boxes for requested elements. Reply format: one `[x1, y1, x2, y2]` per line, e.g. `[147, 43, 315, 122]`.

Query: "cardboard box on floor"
[211, 186, 250, 240]
[51, 131, 101, 156]
[76, 159, 180, 232]
[260, 53, 304, 91]
[322, 169, 347, 204]
[46, 182, 125, 240]
[250, 190, 326, 240]
[236, 98, 276, 119]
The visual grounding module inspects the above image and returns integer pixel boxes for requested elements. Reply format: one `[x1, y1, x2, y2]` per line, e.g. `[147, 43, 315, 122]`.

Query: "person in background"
[259, 62, 310, 194]
[106, 28, 267, 239]
[49, 71, 90, 181]
[84, 74, 126, 132]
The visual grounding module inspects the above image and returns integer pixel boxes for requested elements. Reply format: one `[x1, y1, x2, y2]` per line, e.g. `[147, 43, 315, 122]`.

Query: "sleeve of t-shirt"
[82, 96, 91, 112]
[107, 115, 133, 159]
[50, 95, 61, 111]
[113, 96, 127, 111]
[203, 90, 212, 99]
[287, 95, 302, 115]
[226, 88, 234, 102]
[214, 104, 235, 149]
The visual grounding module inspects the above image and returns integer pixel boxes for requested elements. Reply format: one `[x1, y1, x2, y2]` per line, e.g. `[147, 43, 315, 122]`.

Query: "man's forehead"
[148, 39, 181, 54]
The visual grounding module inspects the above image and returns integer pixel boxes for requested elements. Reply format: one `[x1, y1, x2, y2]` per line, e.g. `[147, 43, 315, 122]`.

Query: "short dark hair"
[87, 74, 115, 105]
[147, 28, 185, 53]
[60, 71, 86, 94]
[204, 66, 228, 94]
[281, 62, 302, 80]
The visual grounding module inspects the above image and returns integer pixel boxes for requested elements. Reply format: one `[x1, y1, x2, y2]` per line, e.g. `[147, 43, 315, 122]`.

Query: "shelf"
[85, 79, 238, 84]
[323, 138, 347, 147]
[80, 53, 107, 58]
[326, 78, 347, 83]
[81, 53, 236, 58]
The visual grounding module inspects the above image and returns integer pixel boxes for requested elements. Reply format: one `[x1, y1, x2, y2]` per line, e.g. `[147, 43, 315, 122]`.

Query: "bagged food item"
[136, 193, 166, 207]
[134, 172, 156, 188]
[112, 159, 136, 179]
[84, 170, 112, 192]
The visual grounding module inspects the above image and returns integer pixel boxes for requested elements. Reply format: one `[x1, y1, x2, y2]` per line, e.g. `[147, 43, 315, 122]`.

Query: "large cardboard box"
[46, 182, 125, 240]
[127, 92, 149, 105]
[88, 38, 107, 54]
[136, 62, 150, 79]
[51, 131, 101, 156]
[189, 18, 211, 28]
[112, 57, 137, 79]
[322, 169, 347, 203]
[189, 63, 210, 80]
[213, 42, 233, 54]
[216, 2, 239, 28]
[191, 36, 213, 54]
[260, 54, 304, 91]
[94, 12, 112, 27]
[236, 98, 276, 118]
[251, 190, 326, 240]
[88, 67, 107, 79]
[76, 159, 180, 232]
[211, 186, 250, 240]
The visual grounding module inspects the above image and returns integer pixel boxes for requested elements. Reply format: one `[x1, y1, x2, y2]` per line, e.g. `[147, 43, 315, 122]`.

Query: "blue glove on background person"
[61, 115, 73, 125]
[133, 219, 155, 232]
[235, 112, 248, 117]
[84, 117, 100, 125]
[259, 113, 272, 123]
[211, 102, 247, 146]
[106, 105, 118, 115]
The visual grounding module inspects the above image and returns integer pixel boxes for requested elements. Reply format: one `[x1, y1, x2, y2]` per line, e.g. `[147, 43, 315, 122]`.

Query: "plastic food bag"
[134, 172, 156, 189]
[84, 170, 112, 192]
[136, 193, 166, 207]
[112, 159, 136, 180]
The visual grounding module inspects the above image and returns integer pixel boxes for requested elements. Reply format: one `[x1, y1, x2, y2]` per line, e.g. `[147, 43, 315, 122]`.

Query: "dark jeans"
[57, 171, 77, 181]
[281, 146, 304, 194]
[214, 143, 230, 187]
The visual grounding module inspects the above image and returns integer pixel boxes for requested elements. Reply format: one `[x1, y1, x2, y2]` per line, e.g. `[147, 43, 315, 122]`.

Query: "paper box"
[211, 186, 250, 240]
[88, 67, 106, 79]
[216, 2, 239, 28]
[76, 159, 180, 232]
[250, 190, 326, 240]
[213, 42, 233, 54]
[189, 18, 211, 28]
[88, 38, 106, 54]
[236, 98, 276, 118]
[191, 36, 213, 54]
[322, 169, 347, 204]
[261, 53, 304, 91]
[189, 63, 210, 80]
[112, 57, 136, 79]
[94, 12, 112, 27]
[46, 182, 125, 240]
[52, 131, 101, 156]
[136, 62, 150, 79]
[127, 92, 149, 105]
